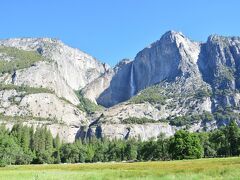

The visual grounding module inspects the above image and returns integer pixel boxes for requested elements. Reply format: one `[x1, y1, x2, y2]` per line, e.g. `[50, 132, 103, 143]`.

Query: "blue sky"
[1, 0, 239, 66]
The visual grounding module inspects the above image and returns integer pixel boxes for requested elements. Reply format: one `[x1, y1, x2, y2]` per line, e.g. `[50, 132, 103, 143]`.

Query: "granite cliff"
[0, 31, 240, 142]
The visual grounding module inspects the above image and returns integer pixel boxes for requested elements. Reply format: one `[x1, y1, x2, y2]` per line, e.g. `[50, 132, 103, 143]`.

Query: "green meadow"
[0, 157, 240, 180]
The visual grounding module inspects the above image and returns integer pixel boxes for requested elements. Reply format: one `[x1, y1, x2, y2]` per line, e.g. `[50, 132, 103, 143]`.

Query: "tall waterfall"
[130, 63, 136, 96]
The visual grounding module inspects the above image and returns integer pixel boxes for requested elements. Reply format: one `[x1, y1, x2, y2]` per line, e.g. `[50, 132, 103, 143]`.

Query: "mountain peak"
[146, 31, 186, 50]
[161, 30, 185, 40]
[147, 30, 189, 49]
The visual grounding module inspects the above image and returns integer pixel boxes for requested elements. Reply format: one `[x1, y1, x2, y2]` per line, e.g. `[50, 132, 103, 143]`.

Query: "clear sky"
[1, 0, 239, 66]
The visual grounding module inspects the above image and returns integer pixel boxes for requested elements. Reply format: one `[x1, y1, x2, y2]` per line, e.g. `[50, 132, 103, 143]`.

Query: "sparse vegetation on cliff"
[122, 117, 157, 124]
[0, 46, 44, 74]
[167, 112, 214, 127]
[129, 85, 166, 105]
[0, 84, 54, 94]
[75, 91, 103, 113]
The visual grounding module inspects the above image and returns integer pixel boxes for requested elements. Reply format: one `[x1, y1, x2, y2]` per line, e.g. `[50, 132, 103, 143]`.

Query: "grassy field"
[0, 157, 240, 180]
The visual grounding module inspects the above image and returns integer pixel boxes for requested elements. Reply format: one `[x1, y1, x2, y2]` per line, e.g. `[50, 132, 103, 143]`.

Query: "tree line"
[0, 121, 240, 166]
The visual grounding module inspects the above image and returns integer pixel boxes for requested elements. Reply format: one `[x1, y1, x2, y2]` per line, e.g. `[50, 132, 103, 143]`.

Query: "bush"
[169, 130, 203, 159]
[194, 89, 212, 99]
[122, 117, 157, 124]
[213, 107, 240, 123]
[168, 112, 214, 127]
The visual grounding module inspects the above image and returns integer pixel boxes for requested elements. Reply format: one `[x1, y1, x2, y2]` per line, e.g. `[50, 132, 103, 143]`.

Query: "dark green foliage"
[168, 116, 194, 126]
[159, 110, 237, 127]
[0, 137, 25, 166]
[122, 117, 157, 124]
[0, 121, 240, 166]
[60, 142, 83, 163]
[166, 112, 214, 126]
[0, 124, 62, 166]
[0, 46, 44, 74]
[202, 111, 215, 122]
[138, 139, 159, 161]
[32, 126, 54, 164]
[198, 132, 217, 157]
[194, 89, 212, 99]
[75, 91, 103, 113]
[205, 120, 240, 157]
[11, 124, 29, 151]
[124, 140, 138, 160]
[227, 121, 240, 156]
[53, 134, 61, 164]
[213, 108, 240, 123]
[155, 133, 171, 160]
[209, 128, 229, 156]
[168, 112, 214, 127]
[0, 125, 33, 166]
[137, 134, 170, 161]
[169, 130, 203, 159]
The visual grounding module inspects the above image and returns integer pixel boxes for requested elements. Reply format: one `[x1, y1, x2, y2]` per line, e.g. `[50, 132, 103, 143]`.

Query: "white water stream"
[130, 63, 136, 96]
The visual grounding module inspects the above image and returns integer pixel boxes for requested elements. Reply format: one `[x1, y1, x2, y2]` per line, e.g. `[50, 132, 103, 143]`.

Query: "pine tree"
[29, 125, 34, 151]
[11, 124, 22, 144]
[53, 134, 61, 163]
[124, 140, 137, 160]
[45, 128, 53, 152]
[53, 134, 61, 149]
[45, 128, 54, 163]
[227, 120, 240, 156]
[0, 133, 22, 166]
[21, 126, 30, 152]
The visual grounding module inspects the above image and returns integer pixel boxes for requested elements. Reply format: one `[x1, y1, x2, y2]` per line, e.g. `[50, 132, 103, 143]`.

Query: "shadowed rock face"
[198, 35, 240, 109]
[83, 31, 240, 111]
[133, 31, 182, 90]
[81, 32, 240, 141]
[95, 31, 202, 107]
[97, 60, 134, 107]
[198, 35, 240, 90]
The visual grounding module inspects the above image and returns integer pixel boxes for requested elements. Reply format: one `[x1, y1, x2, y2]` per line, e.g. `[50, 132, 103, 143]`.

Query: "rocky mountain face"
[84, 31, 205, 106]
[0, 38, 108, 142]
[0, 31, 240, 142]
[198, 35, 240, 110]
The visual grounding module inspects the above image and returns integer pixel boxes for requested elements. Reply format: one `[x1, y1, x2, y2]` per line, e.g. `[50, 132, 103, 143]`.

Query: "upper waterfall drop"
[130, 62, 136, 96]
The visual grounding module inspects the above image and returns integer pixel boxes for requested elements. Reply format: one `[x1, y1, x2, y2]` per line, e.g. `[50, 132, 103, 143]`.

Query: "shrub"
[194, 89, 212, 99]
[168, 112, 214, 127]
[169, 130, 204, 159]
[122, 117, 157, 124]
